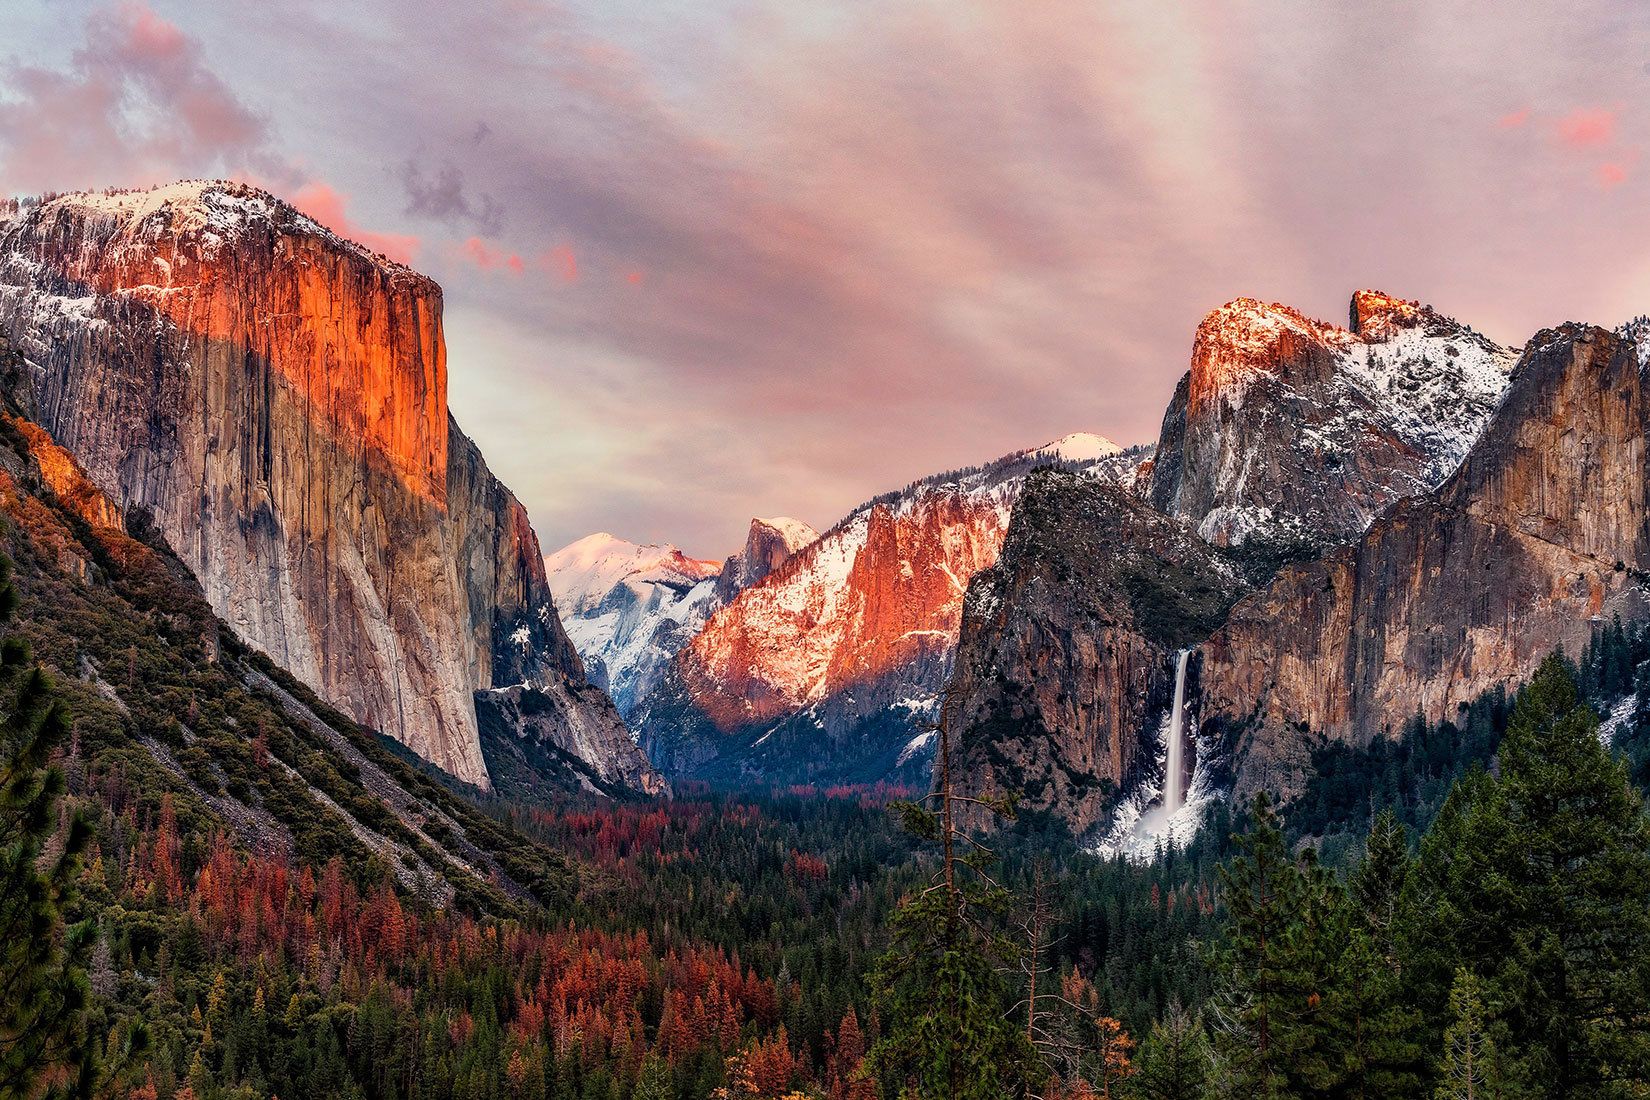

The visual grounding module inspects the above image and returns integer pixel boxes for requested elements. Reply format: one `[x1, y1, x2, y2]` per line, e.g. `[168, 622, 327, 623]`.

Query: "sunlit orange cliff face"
[0, 181, 653, 793]
[16, 182, 448, 502]
[679, 490, 1010, 731]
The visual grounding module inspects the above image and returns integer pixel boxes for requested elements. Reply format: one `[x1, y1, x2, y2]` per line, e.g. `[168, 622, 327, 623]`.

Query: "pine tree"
[634, 1055, 672, 1100]
[1333, 810, 1425, 1099]
[1205, 793, 1343, 1099]
[0, 554, 97, 1099]
[1414, 654, 1650, 1097]
[1434, 970, 1500, 1100]
[868, 688, 1038, 1100]
[1125, 1001, 1209, 1100]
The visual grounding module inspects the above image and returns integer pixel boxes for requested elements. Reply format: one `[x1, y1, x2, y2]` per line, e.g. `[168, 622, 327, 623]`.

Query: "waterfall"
[1163, 649, 1191, 814]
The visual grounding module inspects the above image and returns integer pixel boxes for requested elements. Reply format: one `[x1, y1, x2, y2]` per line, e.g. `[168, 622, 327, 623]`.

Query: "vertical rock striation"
[1199, 323, 1650, 799]
[0, 181, 653, 792]
[945, 471, 1248, 834]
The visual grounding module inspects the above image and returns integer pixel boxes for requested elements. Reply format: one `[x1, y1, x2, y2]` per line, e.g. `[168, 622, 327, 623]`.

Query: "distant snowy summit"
[1031, 432, 1125, 464]
[546, 518, 817, 719]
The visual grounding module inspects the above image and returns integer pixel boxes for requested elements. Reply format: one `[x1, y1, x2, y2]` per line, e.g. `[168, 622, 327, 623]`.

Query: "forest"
[11, 445, 1650, 1100]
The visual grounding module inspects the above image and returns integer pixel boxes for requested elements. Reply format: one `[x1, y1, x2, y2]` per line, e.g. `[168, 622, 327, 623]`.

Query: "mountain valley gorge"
[12, 177, 1650, 1100]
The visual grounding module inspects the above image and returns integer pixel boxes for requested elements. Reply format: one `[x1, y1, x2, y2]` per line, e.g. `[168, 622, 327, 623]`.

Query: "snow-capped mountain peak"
[8, 180, 414, 274]
[546, 533, 720, 618]
[753, 516, 816, 553]
[1031, 432, 1125, 463]
[1152, 290, 1514, 547]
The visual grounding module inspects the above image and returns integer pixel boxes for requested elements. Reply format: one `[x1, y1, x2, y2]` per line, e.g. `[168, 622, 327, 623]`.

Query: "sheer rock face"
[640, 485, 1013, 782]
[0, 181, 653, 792]
[1149, 291, 1513, 549]
[945, 471, 1248, 834]
[1200, 324, 1650, 799]
[940, 299, 1632, 838]
[713, 517, 816, 604]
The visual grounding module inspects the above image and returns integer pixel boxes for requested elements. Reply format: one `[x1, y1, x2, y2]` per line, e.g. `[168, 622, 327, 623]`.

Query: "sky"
[2, 0, 1648, 557]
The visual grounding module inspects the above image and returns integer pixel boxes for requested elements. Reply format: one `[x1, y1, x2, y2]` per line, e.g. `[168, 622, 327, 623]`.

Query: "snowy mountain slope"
[635, 434, 1142, 784]
[545, 534, 723, 719]
[1148, 290, 1515, 548]
[545, 518, 818, 720]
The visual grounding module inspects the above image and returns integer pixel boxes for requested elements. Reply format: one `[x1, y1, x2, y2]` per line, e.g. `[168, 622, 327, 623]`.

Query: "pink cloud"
[1557, 108, 1616, 148]
[291, 182, 421, 265]
[463, 236, 498, 269]
[0, 1, 275, 195]
[1498, 108, 1530, 129]
[457, 235, 523, 274]
[1600, 162, 1629, 188]
[541, 244, 579, 284]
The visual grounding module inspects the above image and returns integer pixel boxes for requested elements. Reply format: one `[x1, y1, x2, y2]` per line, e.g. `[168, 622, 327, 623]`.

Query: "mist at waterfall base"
[1096, 650, 1214, 861]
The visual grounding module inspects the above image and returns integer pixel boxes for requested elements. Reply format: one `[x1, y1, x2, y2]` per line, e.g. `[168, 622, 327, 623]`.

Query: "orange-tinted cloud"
[15, 0, 1650, 556]
[291, 182, 421, 265]
[541, 244, 579, 284]
[458, 236, 523, 274]
[1557, 108, 1616, 148]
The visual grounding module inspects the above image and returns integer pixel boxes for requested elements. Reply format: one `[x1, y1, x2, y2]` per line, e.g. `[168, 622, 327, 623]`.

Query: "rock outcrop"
[713, 517, 817, 604]
[945, 471, 1248, 834]
[1199, 323, 1650, 798]
[1149, 291, 1512, 549]
[0, 181, 654, 792]
[636, 435, 1142, 785]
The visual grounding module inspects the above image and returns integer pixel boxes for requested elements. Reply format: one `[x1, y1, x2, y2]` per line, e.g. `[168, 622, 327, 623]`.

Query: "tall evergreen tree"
[1413, 654, 1650, 1097]
[868, 691, 1038, 1100]
[1126, 1001, 1209, 1100]
[0, 555, 95, 1099]
[1205, 793, 1344, 1099]
[1434, 970, 1502, 1100]
[1333, 810, 1425, 1099]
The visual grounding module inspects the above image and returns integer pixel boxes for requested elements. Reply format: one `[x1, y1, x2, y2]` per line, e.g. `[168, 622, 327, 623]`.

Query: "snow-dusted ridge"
[1, 180, 416, 276]
[545, 534, 724, 721]
[636, 432, 1148, 781]
[546, 517, 820, 722]
[1158, 290, 1516, 548]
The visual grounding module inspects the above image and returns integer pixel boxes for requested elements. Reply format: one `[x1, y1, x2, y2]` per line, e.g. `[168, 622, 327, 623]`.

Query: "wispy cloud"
[290, 181, 421, 265]
[5, 0, 1649, 554]
[0, 1, 276, 192]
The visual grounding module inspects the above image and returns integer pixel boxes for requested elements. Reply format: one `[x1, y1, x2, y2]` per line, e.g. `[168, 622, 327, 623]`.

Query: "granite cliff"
[1200, 323, 1650, 799]
[1148, 291, 1512, 550]
[949, 301, 1650, 845]
[636, 435, 1142, 785]
[0, 181, 656, 794]
[945, 471, 1247, 833]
